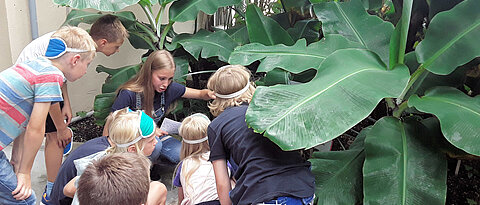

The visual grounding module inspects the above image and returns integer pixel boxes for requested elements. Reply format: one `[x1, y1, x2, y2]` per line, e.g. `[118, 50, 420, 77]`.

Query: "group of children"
[0, 13, 315, 205]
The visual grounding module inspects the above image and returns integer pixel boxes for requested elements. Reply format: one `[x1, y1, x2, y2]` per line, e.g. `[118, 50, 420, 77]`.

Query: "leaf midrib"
[265, 67, 376, 130]
[421, 96, 480, 117]
[334, 2, 366, 46]
[234, 50, 327, 59]
[180, 39, 233, 52]
[400, 121, 407, 205]
[423, 20, 480, 69]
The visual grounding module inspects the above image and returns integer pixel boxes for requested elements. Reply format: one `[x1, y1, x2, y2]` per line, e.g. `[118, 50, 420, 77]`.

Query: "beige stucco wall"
[0, 0, 194, 115]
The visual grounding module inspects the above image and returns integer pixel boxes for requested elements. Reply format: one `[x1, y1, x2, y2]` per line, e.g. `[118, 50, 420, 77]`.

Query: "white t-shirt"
[16, 31, 55, 64]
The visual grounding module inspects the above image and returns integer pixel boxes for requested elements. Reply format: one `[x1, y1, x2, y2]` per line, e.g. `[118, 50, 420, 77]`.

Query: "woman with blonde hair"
[51, 108, 167, 205]
[173, 113, 233, 205]
[107, 50, 215, 165]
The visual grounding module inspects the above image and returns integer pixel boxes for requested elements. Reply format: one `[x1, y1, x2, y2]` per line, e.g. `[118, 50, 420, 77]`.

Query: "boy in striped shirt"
[0, 26, 96, 205]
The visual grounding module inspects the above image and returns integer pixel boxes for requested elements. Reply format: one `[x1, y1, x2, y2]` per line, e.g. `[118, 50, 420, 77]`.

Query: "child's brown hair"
[117, 50, 175, 116]
[89, 14, 129, 42]
[77, 153, 151, 205]
[207, 65, 255, 116]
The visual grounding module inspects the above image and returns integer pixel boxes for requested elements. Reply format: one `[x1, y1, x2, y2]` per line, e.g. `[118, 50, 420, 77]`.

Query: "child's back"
[207, 65, 315, 205]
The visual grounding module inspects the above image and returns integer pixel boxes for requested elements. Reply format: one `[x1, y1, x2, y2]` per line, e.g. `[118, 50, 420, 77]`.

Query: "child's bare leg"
[146, 181, 167, 205]
[45, 132, 63, 182]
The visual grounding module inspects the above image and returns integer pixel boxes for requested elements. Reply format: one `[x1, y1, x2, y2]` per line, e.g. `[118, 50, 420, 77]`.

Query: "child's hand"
[205, 89, 216, 100]
[156, 128, 168, 137]
[62, 105, 73, 125]
[12, 173, 32, 200]
[56, 127, 72, 148]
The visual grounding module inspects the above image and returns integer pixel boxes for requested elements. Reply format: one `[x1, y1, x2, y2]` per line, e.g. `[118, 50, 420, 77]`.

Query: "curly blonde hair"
[207, 65, 255, 116]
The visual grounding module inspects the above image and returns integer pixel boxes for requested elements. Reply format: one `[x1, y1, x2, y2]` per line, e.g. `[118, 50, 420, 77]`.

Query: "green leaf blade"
[245, 4, 294, 46]
[54, 0, 140, 12]
[313, 0, 394, 65]
[415, 0, 480, 75]
[363, 117, 447, 205]
[246, 49, 410, 150]
[408, 87, 480, 155]
[169, 0, 242, 22]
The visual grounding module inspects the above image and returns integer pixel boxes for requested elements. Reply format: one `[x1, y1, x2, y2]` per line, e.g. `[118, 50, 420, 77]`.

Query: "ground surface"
[72, 116, 479, 204]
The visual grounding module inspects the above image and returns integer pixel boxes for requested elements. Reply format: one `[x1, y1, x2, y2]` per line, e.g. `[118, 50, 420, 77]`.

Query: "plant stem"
[159, 22, 173, 49]
[397, 65, 426, 102]
[156, 6, 166, 36]
[393, 101, 408, 118]
[140, 4, 157, 32]
[135, 22, 159, 44]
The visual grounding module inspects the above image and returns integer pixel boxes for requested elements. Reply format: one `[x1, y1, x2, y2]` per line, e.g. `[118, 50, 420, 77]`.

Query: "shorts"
[0, 151, 36, 205]
[45, 101, 64, 133]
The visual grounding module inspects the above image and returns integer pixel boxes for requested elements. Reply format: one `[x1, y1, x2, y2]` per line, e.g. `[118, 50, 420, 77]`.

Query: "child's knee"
[149, 181, 167, 202]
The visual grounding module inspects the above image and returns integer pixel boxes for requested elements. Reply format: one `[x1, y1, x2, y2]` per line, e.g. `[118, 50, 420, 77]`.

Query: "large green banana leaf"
[427, 0, 463, 20]
[403, 52, 466, 98]
[287, 19, 322, 44]
[98, 64, 141, 93]
[169, 0, 242, 22]
[166, 30, 238, 62]
[229, 35, 363, 74]
[388, 0, 412, 68]
[313, 0, 394, 65]
[363, 117, 447, 205]
[408, 87, 480, 156]
[246, 49, 410, 150]
[310, 127, 370, 205]
[415, 0, 480, 75]
[62, 10, 137, 28]
[173, 56, 189, 84]
[255, 68, 291, 87]
[361, 0, 383, 11]
[54, 0, 139, 12]
[94, 92, 117, 125]
[223, 25, 250, 45]
[245, 4, 294, 46]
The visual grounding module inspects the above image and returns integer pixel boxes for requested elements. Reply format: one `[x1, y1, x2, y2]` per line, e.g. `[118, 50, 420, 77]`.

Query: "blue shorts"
[148, 135, 181, 164]
[0, 151, 36, 205]
[258, 195, 314, 205]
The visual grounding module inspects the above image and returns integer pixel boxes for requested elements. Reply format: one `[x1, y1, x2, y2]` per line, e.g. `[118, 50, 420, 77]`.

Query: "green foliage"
[54, 0, 139, 11]
[245, 4, 294, 46]
[363, 117, 447, 205]
[169, 0, 242, 22]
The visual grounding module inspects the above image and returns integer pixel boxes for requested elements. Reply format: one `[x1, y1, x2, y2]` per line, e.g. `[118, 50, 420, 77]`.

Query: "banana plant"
[55, 0, 480, 203]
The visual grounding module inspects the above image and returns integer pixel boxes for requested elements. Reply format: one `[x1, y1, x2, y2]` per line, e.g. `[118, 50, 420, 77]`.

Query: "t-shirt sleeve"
[173, 162, 183, 187]
[111, 90, 136, 112]
[33, 74, 64, 103]
[166, 82, 186, 102]
[208, 125, 228, 162]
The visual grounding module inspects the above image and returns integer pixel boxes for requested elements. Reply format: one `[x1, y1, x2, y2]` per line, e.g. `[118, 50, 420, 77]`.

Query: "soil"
[72, 116, 479, 204]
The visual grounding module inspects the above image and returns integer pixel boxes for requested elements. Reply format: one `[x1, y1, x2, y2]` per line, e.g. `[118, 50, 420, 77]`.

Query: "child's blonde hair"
[178, 113, 211, 189]
[51, 26, 96, 60]
[106, 108, 154, 155]
[89, 14, 129, 42]
[207, 65, 255, 116]
[118, 50, 175, 117]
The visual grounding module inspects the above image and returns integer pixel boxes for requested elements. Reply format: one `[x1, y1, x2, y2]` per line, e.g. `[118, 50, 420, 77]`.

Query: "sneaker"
[63, 127, 74, 156]
[41, 189, 50, 205]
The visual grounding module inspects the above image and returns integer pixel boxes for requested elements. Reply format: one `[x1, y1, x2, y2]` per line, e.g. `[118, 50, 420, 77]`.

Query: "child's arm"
[183, 87, 216, 100]
[63, 176, 78, 197]
[61, 83, 73, 124]
[212, 159, 232, 205]
[177, 187, 184, 205]
[49, 103, 72, 148]
[12, 102, 51, 200]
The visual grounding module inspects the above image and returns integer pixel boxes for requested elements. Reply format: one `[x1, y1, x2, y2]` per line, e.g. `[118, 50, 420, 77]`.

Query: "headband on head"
[190, 113, 211, 123]
[45, 38, 95, 59]
[214, 82, 250, 99]
[183, 136, 208, 144]
[116, 109, 156, 148]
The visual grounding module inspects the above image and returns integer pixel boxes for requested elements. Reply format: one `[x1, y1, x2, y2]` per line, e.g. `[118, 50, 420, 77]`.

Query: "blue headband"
[116, 109, 156, 148]
[45, 38, 94, 59]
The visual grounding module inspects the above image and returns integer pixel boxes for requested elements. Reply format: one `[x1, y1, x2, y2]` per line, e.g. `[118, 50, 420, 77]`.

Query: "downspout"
[28, 0, 39, 39]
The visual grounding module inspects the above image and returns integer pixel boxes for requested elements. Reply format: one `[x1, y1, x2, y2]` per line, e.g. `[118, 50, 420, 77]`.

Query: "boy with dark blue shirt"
[206, 65, 315, 205]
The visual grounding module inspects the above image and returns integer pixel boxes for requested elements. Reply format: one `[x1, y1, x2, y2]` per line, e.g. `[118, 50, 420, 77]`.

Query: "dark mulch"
[72, 116, 480, 204]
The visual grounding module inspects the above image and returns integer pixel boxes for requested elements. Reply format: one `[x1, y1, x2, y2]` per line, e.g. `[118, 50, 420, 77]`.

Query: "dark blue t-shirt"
[111, 82, 186, 119]
[49, 136, 110, 205]
[208, 105, 315, 205]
